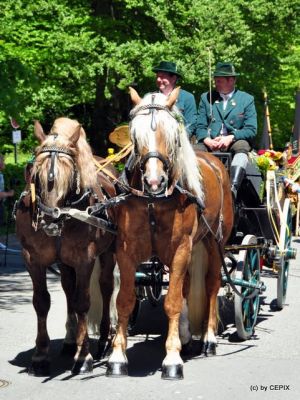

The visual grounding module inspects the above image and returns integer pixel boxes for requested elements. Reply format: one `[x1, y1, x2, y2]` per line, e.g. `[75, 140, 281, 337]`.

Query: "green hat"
[213, 62, 240, 77]
[152, 61, 182, 78]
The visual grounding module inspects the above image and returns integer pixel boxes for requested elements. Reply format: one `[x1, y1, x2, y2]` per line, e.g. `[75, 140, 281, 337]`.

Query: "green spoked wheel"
[276, 199, 293, 310]
[234, 235, 261, 340]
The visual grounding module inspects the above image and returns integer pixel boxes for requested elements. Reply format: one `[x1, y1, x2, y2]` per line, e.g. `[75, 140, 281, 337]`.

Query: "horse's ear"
[166, 86, 181, 109]
[70, 125, 81, 145]
[34, 120, 46, 143]
[129, 86, 141, 105]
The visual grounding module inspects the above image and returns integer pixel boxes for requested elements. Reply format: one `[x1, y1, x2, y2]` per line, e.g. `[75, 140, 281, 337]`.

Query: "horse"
[106, 87, 234, 379]
[15, 117, 117, 376]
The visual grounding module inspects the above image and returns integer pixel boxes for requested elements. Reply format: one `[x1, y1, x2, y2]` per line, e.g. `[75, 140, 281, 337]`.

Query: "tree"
[0, 0, 299, 154]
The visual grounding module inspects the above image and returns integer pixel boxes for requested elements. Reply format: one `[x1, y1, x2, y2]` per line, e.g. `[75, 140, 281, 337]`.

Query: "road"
[1, 235, 300, 400]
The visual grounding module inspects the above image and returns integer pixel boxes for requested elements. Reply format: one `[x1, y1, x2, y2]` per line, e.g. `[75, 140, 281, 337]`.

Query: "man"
[195, 62, 257, 197]
[153, 61, 197, 136]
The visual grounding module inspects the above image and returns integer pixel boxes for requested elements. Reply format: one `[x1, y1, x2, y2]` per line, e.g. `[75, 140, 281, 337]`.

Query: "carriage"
[15, 88, 296, 379]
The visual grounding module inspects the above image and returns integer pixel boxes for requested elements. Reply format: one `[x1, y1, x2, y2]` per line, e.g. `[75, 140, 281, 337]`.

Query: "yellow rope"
[95, 142, 133, 173]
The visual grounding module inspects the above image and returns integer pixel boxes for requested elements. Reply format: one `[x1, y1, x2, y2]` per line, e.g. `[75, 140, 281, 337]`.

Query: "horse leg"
[97, 250, 115, 359]
[180, 240, 209, 357]
[60, 264, 77, 356]
[71, 267, 94, 374]
[179, 274, 193, 356]
[106, 254, 136, 377]
[202, 239, 222, 356]
[162, 241, 191, 380]
[27, 262, 51, 376]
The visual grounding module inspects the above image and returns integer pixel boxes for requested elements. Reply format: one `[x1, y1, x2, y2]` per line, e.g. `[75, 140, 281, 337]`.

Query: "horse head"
[32, 117, 96, 209]
[129, 87, 183, 196]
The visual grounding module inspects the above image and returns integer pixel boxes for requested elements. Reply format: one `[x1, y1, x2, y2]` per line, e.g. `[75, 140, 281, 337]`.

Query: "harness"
[15, 139, 115, 237]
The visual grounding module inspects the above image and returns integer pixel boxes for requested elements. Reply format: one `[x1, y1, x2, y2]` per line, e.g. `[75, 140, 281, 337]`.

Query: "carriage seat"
[213, 152, 263, 206]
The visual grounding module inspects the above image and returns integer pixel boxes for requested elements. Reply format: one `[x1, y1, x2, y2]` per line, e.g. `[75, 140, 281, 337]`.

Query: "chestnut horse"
[15, 118, 116, 376]
[106, 88, 234, 379]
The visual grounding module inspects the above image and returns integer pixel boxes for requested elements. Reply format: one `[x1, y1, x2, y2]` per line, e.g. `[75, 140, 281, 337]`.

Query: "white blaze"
[147, 130, 159, 187]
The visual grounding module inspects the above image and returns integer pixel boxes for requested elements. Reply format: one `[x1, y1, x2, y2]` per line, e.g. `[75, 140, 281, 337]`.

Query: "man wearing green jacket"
[195, 62, 257, 198]
[153, 61, 197, 136]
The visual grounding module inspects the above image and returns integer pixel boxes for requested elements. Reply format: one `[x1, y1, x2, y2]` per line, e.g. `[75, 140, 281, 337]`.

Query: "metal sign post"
[12, 130, 22, 163]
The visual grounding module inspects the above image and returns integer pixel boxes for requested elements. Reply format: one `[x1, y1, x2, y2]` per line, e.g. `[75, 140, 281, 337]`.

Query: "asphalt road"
[1, 234, 300, 400]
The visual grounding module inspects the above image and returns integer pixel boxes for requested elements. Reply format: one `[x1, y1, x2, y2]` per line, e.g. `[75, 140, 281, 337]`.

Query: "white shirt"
[220, 89, 235, 110]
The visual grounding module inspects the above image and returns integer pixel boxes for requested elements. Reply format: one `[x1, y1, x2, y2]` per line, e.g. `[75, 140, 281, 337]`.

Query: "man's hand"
[203, 137, 219, 150]
[204, 135, 234, 151]
[215, 134, 234, 150]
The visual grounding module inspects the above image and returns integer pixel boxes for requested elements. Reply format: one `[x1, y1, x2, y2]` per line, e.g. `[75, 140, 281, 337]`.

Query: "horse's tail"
[88, 258, 119, 335]
[88, 257, 103, 335]
[187, 240, 208, 335]
[110, 263, 119, 330]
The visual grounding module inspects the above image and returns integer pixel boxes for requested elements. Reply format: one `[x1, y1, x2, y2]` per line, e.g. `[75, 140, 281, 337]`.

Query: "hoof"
[204, 341, 217, 357]
[180, 341, 193, 357]
[28, 359, 50, 377]
[194, 340, 205, 355]
[71, 358, 93, 375]
[61, 343, 77, 356]
[161, 364, 184, 380]
[96, 339, 112, 360]
[106, 362, 128, 377]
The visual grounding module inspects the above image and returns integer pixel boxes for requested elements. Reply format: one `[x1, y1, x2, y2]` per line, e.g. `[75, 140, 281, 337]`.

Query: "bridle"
[32, 136, 91, 235]
[38, 145, 80, 191]
[129, 93, 183, 195]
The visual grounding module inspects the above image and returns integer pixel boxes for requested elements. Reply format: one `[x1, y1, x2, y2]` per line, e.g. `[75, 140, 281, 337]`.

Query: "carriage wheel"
[146, 259, 164, 306]
[276, 199, 292, 310]
[234, 235, 261, 340]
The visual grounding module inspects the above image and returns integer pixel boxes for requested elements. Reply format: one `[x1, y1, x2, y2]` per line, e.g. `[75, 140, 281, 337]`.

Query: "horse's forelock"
[131, 93, 180, 155]
[50, 117, 86, 139]
[38, 156, 75, 203]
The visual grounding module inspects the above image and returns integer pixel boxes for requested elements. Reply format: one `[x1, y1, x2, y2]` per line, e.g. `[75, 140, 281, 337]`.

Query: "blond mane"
[130, 92, 204, 202]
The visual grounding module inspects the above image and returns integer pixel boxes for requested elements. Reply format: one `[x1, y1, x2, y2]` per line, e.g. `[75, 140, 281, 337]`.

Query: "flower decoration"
[255, 150, 284, 173]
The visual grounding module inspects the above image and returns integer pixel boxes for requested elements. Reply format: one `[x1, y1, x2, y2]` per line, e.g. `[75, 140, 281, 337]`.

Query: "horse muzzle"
[143, 172, 168, 196]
